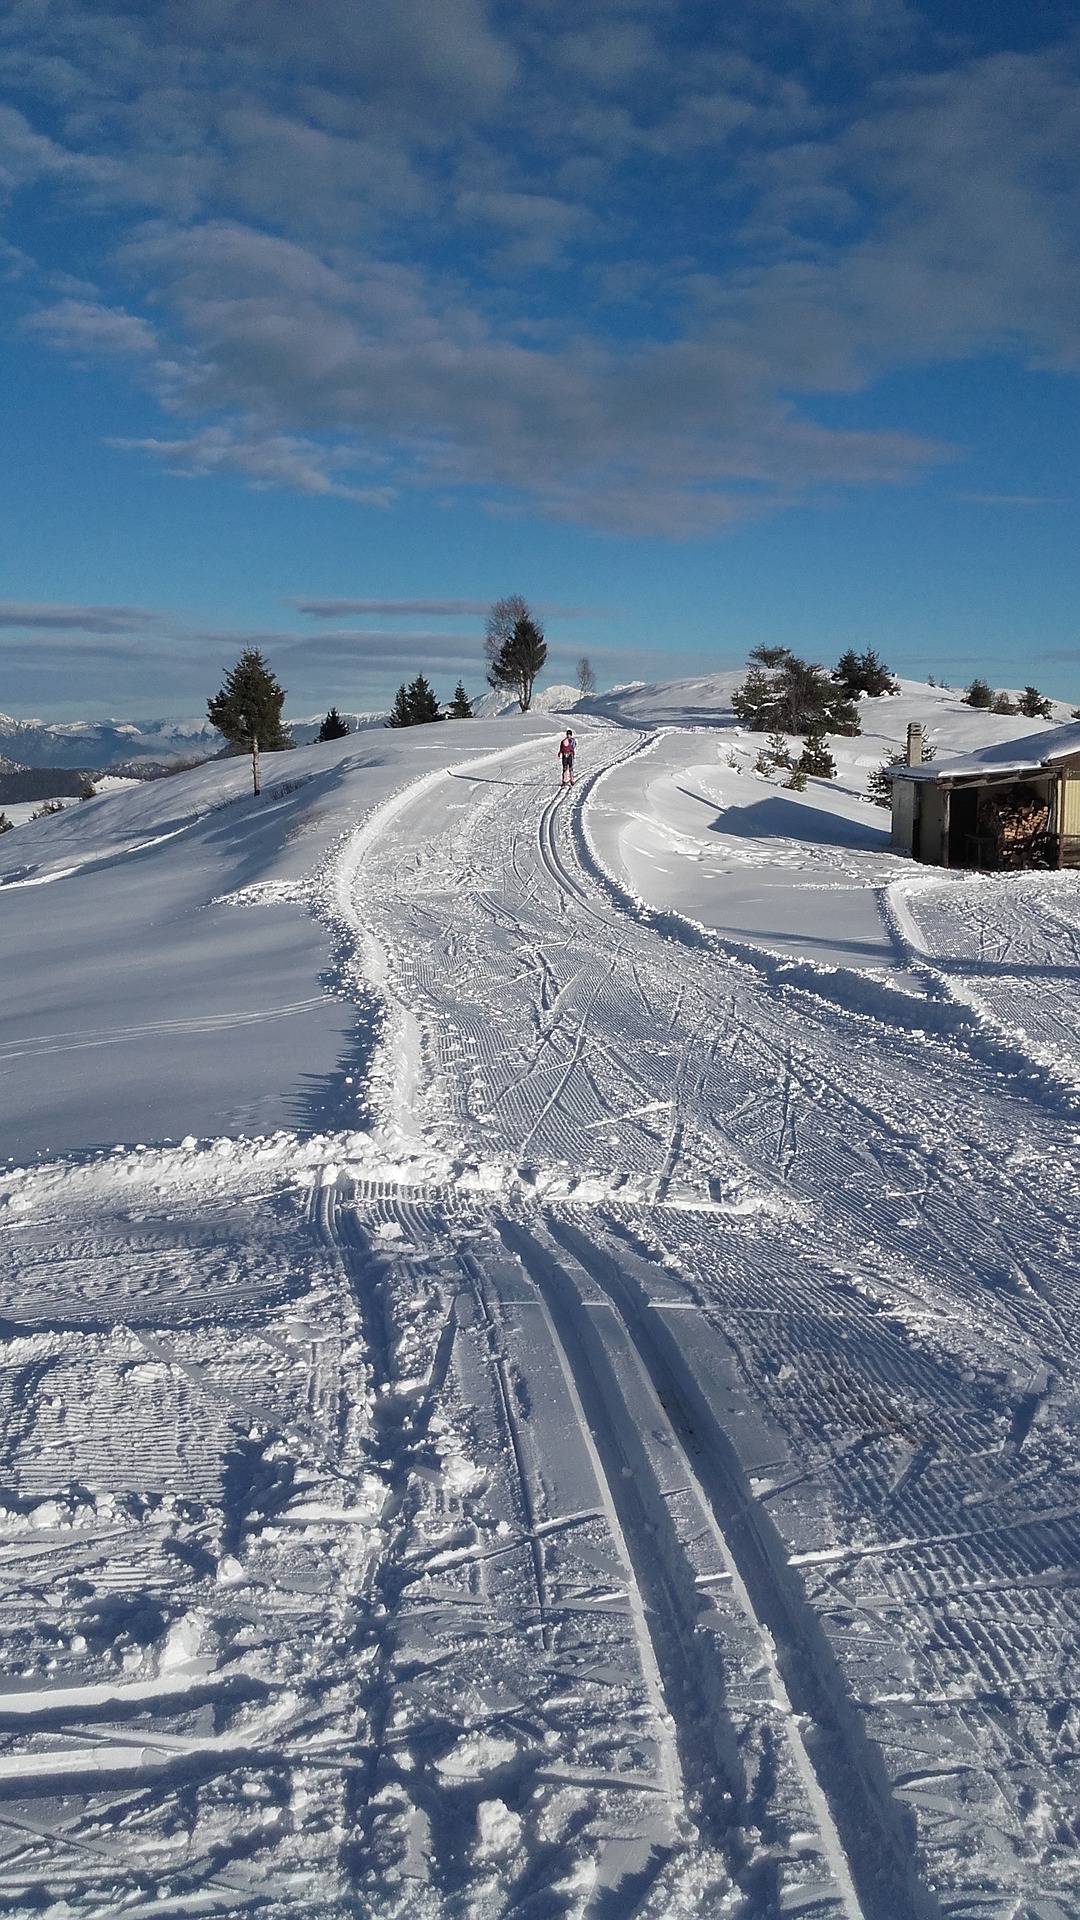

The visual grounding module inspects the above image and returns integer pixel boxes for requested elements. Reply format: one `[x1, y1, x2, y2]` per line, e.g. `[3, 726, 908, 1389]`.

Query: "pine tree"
[797, 732, 836, 779]
[485, 597, 547, 711]
[1018, 686, 1053, 719]
[964, 677, 993, 708]
[0, 811, 12, 834]
[447, 682, 473, 718]
[835, 647, 898, 698]
[387, 684, 413, 728]
[207, 648, 292, 794]
[731, 665, 775, 728]
[868, 742, 936, 807]
[318, 707, 350, 741]
[732, 651, 859, 736]
[386, 675, 444, 727]
[407, 674, 443, 724]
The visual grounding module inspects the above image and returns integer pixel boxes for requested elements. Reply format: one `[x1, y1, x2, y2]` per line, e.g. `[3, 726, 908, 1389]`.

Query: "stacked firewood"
[976, 783, 1051, 868]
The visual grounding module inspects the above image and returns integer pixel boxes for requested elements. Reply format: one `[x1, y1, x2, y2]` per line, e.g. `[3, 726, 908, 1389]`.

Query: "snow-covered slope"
[3, 687, 1080, 1918]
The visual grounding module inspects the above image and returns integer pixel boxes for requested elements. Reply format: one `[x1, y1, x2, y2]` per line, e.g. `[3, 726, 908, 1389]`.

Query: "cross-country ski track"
[4, 714, 1080, 1917]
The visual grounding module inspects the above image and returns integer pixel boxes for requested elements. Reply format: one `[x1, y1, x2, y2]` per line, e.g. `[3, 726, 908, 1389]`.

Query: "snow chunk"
[473, 1797, 522, 1861]
[435, 1731, 518, 1781]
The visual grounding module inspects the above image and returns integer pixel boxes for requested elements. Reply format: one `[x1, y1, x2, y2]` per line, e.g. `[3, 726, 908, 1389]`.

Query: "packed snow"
[2, 675, 1080, 1918]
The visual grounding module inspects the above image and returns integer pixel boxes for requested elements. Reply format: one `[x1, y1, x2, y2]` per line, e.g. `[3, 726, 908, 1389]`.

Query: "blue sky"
[0, 0, 1078, 719]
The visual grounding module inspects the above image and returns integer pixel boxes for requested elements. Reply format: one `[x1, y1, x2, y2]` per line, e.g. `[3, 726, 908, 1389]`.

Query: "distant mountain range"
[0, 709, 392, 775]
[0, 712, 223, 772]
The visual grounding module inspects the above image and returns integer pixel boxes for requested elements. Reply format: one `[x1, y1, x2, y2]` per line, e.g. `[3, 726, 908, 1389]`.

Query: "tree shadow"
[701, 791, 890, 852]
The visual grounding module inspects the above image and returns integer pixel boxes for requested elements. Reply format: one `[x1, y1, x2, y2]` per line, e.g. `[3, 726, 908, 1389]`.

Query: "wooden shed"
[891, 721, 1080, 870]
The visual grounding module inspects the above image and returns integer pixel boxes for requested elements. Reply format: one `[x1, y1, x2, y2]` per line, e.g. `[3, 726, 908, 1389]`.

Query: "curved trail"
[315, 728, 1080, 1916]
[5, 726, 1080, 1917]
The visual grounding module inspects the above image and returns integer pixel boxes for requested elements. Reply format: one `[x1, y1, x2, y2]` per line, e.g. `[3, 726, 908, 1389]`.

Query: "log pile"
[976, 783, 1052, 869]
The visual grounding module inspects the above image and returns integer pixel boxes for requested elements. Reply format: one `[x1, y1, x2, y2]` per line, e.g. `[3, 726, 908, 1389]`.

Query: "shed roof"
[893, 719, 1080, 784]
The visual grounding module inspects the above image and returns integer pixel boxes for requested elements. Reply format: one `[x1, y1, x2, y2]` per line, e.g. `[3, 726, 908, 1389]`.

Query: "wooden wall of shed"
[891, 778, 916, 853]
[920, 781, 946, 864]
[1061, 770, 1080, 838]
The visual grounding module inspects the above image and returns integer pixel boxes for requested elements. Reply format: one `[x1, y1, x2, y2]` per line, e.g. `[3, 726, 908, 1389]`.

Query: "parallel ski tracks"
[504, 1213, 945, 1920]
[343, 731, 1080, 1913]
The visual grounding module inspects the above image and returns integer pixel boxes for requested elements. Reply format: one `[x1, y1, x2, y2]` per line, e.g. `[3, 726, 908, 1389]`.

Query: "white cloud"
[2, 5, 1078, 531]
[114, 426, 396, 505]
[24, 297, 158, 357]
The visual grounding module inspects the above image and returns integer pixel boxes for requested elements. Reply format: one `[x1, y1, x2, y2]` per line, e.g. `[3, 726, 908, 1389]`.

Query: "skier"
[558, 729, 576, 787]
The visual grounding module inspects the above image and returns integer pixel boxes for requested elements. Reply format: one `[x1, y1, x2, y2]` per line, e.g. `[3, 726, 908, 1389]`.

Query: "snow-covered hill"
[3, 684, 1080, 1917]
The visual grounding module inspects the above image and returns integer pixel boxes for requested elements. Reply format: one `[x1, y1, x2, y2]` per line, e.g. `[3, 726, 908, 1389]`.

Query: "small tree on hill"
[835, 647, 899, 698]
[990, 690, 1018, 715]
[576, 657, 596, 696]
[868, 742, 937, 807]
[207, 648, 292, 795]
[797, 732, 836, 779]
[731, 664, 774, 728]
[964, 677, 993, 708]
[387, 674, 444, 727]
[0, 811, 12, 834]
[485, 596, 547, 712]
[755, 731, 791, 775]
[387, 684, 413, 728]
[447, 682, 474, 718]
[1018, 685, 1053, 720]
[318, 707, 350, 741]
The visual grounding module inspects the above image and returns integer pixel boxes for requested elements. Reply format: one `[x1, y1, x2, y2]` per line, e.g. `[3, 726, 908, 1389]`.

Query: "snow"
[895, 716, 1080, 780]
[2, 681, 1080, 1916]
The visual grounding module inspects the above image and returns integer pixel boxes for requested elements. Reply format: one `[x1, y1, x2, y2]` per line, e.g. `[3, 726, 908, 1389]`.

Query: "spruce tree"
[868, 742, 936, 807]
[1018, 686, 1053, 719]
[964, 678, 993, 708]
[797, 732, 836, 779]
[387, 684, 413, 728]
[207, 648, 292, 794]
[406, 674, 443, 724]
[732, 651, 859, 736]
[386, 675, 443, 727]
[835, 647, 898, 698]
[318, 707, 350, 741]
[485, 597, 547, 711]
[447, 682, 474, 718]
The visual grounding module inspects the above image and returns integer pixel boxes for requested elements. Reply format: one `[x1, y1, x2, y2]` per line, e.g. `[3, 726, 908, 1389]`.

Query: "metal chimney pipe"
[906, 722, 923, 767]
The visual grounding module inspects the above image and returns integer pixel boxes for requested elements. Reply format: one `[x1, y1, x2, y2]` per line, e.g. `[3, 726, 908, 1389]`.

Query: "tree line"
[962, 679, 1053, 718]
[204, 592, 560, 792]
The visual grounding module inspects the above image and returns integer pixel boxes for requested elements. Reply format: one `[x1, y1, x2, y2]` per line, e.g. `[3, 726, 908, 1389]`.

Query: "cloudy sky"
[1, 0, 1078, 718]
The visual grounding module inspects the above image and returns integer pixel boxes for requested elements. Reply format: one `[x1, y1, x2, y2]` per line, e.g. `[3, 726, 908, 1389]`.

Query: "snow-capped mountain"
[0, 710, 222, 770]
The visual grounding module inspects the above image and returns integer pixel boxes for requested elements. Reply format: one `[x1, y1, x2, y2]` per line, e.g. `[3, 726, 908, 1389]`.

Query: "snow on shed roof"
[894, 718, 1080, 782]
